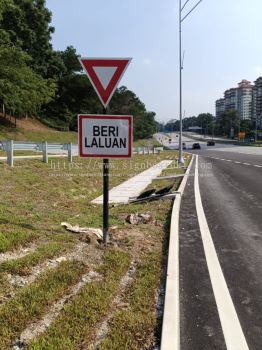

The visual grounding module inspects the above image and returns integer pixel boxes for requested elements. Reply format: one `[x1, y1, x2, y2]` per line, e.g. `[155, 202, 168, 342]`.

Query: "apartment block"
[253, 77, 262, 128]
[215, 98, 225, 118]
[237, 80, 253, 120]
[215, 80, 253, 120]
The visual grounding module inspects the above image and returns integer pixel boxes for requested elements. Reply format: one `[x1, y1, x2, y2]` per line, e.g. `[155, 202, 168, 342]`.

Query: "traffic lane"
[180, 158, 226, 350]
[189, 149, 262, 166]
[164, 141, 207, 150]
[198, 156, 262, 350]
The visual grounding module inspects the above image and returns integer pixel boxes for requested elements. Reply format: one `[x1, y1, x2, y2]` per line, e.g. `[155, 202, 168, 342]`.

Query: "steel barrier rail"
[0, 141, 163, 167]
[0, 140, 78, 167]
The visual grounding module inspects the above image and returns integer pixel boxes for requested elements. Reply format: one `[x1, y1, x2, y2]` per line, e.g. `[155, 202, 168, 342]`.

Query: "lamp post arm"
[181, 0, 203, 22]
[181, 0, 191, 12]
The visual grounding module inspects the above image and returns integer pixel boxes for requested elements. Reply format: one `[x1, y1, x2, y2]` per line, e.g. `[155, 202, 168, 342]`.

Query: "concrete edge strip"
[161, 154, 195, 350]
[194, 155, 249, 350]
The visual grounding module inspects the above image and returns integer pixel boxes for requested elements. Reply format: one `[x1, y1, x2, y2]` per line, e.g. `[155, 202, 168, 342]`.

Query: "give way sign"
[78, 114, 133, 158]
[79, 58, 132, 108]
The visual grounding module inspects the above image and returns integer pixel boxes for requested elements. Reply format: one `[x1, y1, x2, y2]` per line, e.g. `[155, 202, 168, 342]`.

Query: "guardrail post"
[7, 140, 13, 167]
[42, 141, 48, 163]
[68, 142, 73, 162]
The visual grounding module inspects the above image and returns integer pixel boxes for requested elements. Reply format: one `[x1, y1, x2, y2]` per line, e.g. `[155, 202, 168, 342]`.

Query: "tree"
[1, 0, 57, 78]
[0, 44, 56, 116]
[40, 47, 103, 129]
[0, 0, 56, 117]
[0, 1, 158, 139]
[219, 110, 240, 137]
[110, 86, 157, 140]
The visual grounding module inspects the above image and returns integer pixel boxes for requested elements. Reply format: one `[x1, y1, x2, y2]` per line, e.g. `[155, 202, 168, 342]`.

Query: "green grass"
[133, 137, 161, 147]
[98, 251, 162, 350]
[0, 231, 38, 253]
[0, 241, 71, 275]
[28, 250, 130, 350]
[0, 152, 178, 243]
[0, 260, 86, 349]
[0, 126, 78, 143]
[0, 274, 14, 302]
[0, 149, 191, 349]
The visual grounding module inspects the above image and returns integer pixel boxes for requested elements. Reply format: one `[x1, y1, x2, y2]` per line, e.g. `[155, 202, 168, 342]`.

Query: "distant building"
[215, 98, 225, 118]
[253, 77, 262, 128]
[215, 80, 254, 121]
[225, 88, 238, 112]
[237, 80, 253, 120]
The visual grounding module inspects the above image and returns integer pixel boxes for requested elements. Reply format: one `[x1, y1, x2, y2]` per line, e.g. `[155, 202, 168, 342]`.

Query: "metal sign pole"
[103, 107, 109, 244]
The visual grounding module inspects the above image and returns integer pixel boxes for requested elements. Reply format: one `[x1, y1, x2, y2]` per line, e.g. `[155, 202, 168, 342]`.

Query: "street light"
[178, 0, 203, 163]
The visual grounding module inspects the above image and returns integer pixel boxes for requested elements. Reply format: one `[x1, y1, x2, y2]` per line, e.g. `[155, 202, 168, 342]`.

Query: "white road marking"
[204, 157, 261, 169]
[194, 156, 249, 350]
[161, 155, 195, 350]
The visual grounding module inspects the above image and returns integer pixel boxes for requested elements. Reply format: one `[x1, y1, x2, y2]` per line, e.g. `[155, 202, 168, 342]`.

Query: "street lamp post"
[178, 0, 203, 163]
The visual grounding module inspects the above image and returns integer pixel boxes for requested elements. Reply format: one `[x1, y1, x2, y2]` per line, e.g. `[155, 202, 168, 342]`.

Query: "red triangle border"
[80, 58, 132, 108]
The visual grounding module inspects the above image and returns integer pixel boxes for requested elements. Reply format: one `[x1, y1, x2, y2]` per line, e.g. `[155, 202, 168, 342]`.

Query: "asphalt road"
[178, 144, 262, 349]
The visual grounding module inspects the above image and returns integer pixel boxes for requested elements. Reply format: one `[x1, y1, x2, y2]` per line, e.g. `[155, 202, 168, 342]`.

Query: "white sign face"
[78, 115, 133, 158]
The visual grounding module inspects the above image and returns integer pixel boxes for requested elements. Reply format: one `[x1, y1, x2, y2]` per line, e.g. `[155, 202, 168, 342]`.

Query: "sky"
[45, 0, 262, 123]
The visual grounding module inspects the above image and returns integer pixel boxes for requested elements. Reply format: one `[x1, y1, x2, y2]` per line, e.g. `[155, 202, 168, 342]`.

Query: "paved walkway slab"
[92, 160, 173, 204]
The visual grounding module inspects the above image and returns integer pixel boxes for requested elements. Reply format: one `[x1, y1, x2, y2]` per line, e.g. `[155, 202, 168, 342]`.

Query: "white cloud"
[143, 58, 151, 65]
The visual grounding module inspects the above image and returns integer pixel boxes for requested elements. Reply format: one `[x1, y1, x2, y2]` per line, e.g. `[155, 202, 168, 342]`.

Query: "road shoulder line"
[161, 154, 195, 350]
[194, 155, 249, 350]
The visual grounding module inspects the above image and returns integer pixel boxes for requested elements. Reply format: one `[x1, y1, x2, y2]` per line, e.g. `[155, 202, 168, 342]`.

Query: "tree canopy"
[0, 0, 158, 139]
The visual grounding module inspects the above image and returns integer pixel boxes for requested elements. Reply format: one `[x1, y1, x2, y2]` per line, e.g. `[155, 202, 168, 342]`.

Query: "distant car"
[207, 140, 215, 146]
[182, 142, 187, 149]
[248, 137, 255, 142]
[192, 143, 201, 149]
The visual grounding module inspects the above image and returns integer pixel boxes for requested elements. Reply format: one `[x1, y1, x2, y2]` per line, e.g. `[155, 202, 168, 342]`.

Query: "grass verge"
[28, 250, 130, 350]
[98, 251, 162, 350]
[0, 241, 71, 275]
[0, 231, 38, 253]
[0, 260, 86, 349]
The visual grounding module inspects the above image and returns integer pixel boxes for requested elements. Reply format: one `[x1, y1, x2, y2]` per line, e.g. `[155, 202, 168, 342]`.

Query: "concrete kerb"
[160, 153, 195, 350]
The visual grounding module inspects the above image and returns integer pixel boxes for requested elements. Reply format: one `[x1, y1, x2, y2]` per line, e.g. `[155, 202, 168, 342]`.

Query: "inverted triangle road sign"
[79, 58, 132, 108]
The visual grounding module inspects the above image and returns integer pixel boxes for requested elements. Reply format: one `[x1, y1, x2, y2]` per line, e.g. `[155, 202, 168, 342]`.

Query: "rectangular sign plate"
[78, 114, 133, 158]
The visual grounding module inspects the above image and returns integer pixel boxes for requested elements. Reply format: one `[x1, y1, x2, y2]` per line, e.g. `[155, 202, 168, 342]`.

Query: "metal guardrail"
[0, 140, 77, 167]
[132, 146, 163, 154]
[0, 141, 163, 167]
